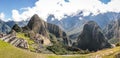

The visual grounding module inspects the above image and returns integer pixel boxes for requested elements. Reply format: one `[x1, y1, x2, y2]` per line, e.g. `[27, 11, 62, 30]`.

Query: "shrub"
[47, 44, 68, 55]
[116, 42, 120, 46]
[12, 24, 22, 32]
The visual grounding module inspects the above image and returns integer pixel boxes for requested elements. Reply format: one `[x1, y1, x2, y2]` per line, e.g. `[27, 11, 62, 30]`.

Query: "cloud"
[12, 10, 20, 21]
[0, 13, 12, 21]
[11, 0, 120, 21]
[0, 13, 5, 20]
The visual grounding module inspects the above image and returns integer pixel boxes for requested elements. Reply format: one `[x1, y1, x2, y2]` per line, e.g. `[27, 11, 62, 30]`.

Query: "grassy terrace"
[1, 33, 120, 58]
[0, 40, 43, 58]
[16, 32, 36, 51]
[16, 32, 34, 45]
[0, 39, 120, 58]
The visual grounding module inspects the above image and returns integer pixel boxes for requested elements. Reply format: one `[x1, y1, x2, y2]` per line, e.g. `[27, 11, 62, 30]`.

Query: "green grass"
[16, 32, 34, 45]
[1, 33, 120, 58]
[0, 40, 88, 58]
[0, 39, 120, 58]
[90, 46, 120, 58]
[0, 40, 44, 58]
[16, 32, 36, 51]
[16, 32, 120, 58]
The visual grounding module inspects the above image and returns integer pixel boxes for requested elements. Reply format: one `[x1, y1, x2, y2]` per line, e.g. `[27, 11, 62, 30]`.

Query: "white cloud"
[11, 0, 120, 21]
[0, 13, 12, 21]
[12, 10, 21, 21]
[0, 13, 5, 20]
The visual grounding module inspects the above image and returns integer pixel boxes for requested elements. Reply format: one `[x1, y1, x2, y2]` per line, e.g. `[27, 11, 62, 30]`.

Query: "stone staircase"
[0, 34, 28, 49]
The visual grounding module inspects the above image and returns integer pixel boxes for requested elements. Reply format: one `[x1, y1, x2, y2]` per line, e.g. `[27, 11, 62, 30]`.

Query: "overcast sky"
[0, 0, 120, 21]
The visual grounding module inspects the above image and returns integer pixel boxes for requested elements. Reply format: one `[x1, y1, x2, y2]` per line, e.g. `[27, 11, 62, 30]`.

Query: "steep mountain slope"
[85, 12, 120, 28]
[104, 19, 120, 40]
[74, 21, 111, 51]
[25, 14, 70, 46]
[0, 19, 11, 34]
[27, 14, 49, 37]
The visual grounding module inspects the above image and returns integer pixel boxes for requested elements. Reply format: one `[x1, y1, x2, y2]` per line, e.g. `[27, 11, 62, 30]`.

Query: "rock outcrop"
[74, 21, 111, 51]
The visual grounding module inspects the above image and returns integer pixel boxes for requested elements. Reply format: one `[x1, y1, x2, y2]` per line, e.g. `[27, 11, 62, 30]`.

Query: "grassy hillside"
[0, 39, 87, 58]
[0, 37, 120, 58]
[0, 40, 45, 58]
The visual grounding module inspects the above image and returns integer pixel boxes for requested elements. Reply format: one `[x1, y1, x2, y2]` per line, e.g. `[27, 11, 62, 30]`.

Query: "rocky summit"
[27, 14, 49, 37]
[74, 21, 111, 51]
[26, 14, 70, 46]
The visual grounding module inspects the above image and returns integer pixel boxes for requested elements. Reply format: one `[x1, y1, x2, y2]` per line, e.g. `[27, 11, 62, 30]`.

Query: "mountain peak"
[85, 21, 98, 26]
[30, 14, 42, 21]
[27, 14, 48, 36]
[74, 21, 111, 51]
[32, 14, 39, 18]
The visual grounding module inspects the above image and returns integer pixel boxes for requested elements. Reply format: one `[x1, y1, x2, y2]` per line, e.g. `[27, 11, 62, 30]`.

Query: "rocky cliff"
[74, 21, 111, 51]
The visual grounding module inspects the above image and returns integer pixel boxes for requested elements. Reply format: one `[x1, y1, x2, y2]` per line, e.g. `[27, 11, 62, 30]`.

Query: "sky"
[0, 0, 120, 21]
[99, 0, 111, 4]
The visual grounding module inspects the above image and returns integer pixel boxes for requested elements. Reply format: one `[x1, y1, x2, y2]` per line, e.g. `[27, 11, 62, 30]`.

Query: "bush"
[80, 49, 90, 54]
[47, 44, 68, 55]
[12, 24, 22, 32]
[47, 33, 68, 55]
[116, 42, 120, 46]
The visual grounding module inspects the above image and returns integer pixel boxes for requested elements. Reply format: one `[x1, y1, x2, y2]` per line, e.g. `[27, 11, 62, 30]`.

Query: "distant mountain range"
[47, 12, 120, 36]
[0, 12, 119, 38]
[0, 19, 11, 34]
[5, 20, 29, 27]
[0, 12, 120, 54]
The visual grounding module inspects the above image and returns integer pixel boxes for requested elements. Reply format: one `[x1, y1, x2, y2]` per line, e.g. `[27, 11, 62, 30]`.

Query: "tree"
[12, 24, 22, 32]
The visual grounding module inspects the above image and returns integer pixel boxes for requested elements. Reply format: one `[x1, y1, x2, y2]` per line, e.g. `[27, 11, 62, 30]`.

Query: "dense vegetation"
[47, 33, 90, 55]
[12, 24, 22, 32]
